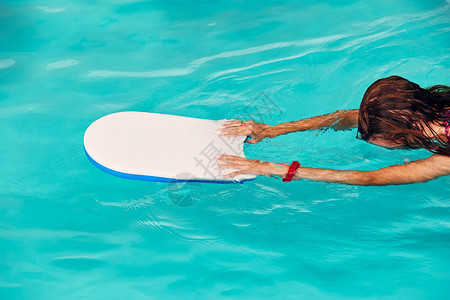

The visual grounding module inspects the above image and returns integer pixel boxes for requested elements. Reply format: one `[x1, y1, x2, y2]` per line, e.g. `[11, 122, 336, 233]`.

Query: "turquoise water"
[1, 0, 449, 298]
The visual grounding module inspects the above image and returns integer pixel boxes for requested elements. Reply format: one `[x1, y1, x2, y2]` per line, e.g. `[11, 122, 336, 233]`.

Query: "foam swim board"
[83, 111, 256, 183]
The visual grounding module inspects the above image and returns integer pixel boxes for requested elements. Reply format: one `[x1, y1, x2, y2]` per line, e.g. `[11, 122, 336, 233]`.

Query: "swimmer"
[217, 76, 450, 185]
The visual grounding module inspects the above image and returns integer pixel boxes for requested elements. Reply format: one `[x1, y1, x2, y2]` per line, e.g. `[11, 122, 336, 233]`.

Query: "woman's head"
[357, 76, 450, 155]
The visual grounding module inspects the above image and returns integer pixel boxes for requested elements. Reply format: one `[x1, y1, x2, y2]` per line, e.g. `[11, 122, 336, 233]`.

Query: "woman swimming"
[217, 76, 450, 185]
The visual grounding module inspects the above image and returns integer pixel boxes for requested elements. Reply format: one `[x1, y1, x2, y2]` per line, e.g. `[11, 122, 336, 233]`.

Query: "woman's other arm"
[219, 109, 359, 143]
[267, 109, 359, 137]
[218, 154, 450, 186]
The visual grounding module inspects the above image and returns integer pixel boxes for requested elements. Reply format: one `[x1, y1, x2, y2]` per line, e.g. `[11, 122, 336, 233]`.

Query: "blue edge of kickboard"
[84, 146, 255, 184]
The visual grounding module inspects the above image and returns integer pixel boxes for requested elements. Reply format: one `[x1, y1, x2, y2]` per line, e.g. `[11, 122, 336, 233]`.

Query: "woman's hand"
[218, 120, 271, 144]
[216, 154, 288, 178]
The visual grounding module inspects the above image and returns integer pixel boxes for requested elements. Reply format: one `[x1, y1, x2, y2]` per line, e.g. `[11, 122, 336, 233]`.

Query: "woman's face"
[367, 137, 407, 149]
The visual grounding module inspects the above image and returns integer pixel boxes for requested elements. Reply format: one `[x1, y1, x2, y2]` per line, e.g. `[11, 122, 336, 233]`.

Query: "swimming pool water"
[1, 0, 449, 299]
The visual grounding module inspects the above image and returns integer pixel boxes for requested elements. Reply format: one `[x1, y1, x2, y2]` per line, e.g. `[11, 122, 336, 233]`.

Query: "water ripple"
[47, 59, 80, 70]
[35, 6, 66, 13]
[86, 33, 346, 79]
[0, 59, 15, 69]
[96, 195, 156, 212]
[233, 68, 295, 81]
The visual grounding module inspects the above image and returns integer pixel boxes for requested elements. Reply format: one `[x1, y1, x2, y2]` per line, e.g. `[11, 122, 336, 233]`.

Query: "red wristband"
[282, 161, 300, 182]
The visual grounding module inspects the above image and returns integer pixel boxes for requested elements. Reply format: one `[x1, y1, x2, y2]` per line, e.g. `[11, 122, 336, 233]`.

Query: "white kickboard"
[83, 111, 256, 183]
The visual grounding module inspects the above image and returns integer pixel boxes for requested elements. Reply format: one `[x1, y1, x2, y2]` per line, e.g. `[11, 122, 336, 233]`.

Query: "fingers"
[216, 154, 248, 163]
[217, 154, 262, 166]
[217, 156, 259, 178]
[217, 160, 249, 169]
[220, 128, 251, 136]
[218, 120, 252, 136]
[219, 120, 243, 131]
[216, 155, 262, 178]
[222, 120, 244, 127]
[222, 170, 246, 178]
[222, 120, 254, 126]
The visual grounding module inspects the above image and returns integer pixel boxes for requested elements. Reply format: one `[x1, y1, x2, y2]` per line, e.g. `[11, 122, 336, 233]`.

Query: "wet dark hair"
[357, 75, 450, 155]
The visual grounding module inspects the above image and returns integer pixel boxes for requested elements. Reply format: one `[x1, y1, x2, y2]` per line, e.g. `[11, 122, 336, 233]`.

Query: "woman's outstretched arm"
[219, 109, 359, 143]
[217, 154, 450, 186]
[268, 109, 359, 136]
